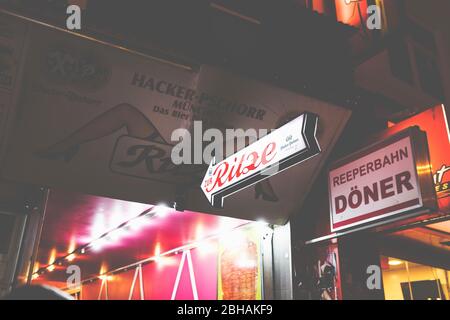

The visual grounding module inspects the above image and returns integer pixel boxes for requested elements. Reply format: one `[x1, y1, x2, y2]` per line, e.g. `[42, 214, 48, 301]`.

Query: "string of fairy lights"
[61, 220, 262, 289]
[32, 205, 161, 279]
[32, 204, 269, 284]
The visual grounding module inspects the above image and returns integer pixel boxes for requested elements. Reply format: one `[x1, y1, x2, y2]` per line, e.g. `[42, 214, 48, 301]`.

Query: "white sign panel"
[201, 112, 320, 207]
[329, 133, 424, 232]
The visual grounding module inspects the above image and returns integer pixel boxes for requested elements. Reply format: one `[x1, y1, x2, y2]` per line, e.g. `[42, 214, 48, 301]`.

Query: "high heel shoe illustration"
[255, 181, 279, 202]
[34, 145, 80, 162]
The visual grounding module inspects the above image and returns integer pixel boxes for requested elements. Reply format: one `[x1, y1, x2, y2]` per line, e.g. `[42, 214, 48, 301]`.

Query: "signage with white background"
[201, 112, 320, 208]
[329, 128, 436, 232]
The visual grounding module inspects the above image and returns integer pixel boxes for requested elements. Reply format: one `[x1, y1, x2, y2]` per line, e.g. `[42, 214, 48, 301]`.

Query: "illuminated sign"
[434, 164, 449, 193]
[201, 112, 321, 208]
[386, 105, 450, 211]
[329, 127, 436, 232]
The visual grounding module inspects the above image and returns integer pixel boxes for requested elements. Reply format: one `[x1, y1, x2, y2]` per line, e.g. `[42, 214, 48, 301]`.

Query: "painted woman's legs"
[36, 103, 164, 161]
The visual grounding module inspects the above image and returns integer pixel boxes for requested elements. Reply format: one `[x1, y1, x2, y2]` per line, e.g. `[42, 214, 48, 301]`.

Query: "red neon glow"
[311, 0, 326, 14]
[386, 105, 450, 212]
[33, 188, 251, 299]
[335, 0, 368, 27]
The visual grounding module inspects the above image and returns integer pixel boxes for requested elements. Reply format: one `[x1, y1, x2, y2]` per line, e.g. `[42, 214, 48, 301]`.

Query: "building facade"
[0, 0, 448, 300]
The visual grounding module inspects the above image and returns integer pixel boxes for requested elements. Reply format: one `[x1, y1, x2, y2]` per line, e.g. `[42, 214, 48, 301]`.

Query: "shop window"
[305, 0, 337, 17]
[381, 256, 450, 300]
[334, 0, 369, 27]
[307, 0, 390, 31]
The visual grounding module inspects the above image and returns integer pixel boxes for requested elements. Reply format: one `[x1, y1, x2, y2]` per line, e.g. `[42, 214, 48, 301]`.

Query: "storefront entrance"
[24, 188, 288, 300]
[381, 256, 449, 300]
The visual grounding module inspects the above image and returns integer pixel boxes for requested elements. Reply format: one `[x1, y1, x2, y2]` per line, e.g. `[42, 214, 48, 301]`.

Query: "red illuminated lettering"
[206, 141, 278, 193]
[261, 142, 276, 165]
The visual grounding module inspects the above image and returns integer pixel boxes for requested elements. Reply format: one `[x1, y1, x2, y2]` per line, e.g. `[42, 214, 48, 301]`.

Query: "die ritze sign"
[201, 112, 321, 208]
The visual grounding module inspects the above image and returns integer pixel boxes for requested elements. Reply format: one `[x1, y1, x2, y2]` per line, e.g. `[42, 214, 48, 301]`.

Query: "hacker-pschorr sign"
[1, 21, 352, 224]
[329, 127, 437, 233]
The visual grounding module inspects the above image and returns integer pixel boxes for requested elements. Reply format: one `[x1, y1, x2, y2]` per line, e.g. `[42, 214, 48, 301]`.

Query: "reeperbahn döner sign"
[201, 112, 321, 208]
[329, 127, 437, 232]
